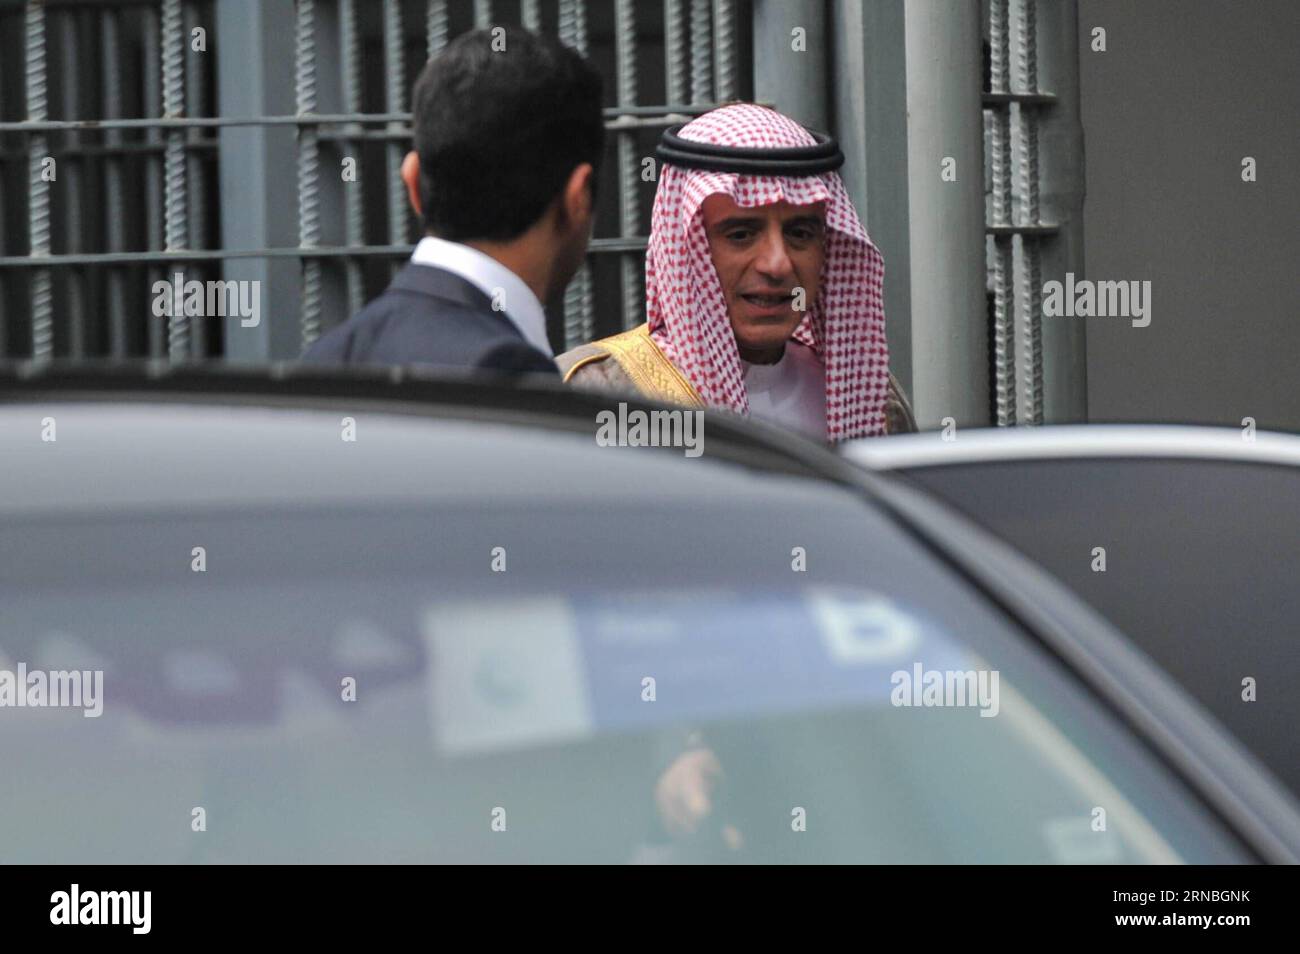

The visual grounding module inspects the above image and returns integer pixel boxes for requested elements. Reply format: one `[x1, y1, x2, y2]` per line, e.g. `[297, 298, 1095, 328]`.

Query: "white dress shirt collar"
[410, 235, 552, 357]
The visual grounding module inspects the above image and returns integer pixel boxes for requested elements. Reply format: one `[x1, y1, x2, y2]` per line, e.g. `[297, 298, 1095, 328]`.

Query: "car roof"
[0, 362, 856, 516]
[843, 424, 1300, 470]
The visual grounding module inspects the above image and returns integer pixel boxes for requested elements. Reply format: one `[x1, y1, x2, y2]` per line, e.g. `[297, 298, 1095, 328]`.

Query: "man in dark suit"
[304, 27, 604, 375]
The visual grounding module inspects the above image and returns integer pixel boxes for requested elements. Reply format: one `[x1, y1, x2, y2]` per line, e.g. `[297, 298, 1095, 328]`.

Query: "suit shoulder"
[300, 291, 401, 362]
[479, 338, 560, 376]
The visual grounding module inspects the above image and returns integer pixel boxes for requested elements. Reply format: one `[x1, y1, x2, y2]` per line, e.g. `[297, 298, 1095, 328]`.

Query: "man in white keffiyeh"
[558, 103, 915, 441]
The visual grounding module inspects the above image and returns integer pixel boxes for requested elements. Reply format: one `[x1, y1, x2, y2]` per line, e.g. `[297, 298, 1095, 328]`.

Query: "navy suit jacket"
[302, 263, 558, 376]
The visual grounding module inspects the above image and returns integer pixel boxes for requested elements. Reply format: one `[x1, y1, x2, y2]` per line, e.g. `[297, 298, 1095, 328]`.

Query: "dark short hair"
[411, 28, 605, 242]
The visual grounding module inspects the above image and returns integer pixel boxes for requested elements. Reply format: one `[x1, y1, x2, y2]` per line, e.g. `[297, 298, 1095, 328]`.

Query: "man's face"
[699, 194, 827, 363]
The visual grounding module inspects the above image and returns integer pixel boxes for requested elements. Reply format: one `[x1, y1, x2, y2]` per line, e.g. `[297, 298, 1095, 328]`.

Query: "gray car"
[1, 367, 1296, 863]
[845, 426, 1300, 803]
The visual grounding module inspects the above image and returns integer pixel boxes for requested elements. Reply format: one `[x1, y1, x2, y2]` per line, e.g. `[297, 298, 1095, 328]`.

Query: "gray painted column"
[216, 0, 301, 361]
[832, 0, 913, 401]
[752, 0, 826, 131]
[903, 0, 990, 428]
[1034, 0, 1087, 423]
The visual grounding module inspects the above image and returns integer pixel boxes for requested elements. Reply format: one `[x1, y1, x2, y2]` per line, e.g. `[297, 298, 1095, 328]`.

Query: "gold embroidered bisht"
[557, 323, 919, 437]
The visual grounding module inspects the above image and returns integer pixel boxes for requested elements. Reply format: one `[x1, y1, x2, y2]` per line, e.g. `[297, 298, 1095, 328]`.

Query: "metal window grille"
[981, 0, 1084, 426]
[0, 0, 221, 361]
[0, 0, 750, 363]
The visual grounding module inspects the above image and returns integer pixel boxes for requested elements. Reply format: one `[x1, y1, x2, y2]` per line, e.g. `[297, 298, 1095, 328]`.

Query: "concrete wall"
[1077, 0, 1300, 431]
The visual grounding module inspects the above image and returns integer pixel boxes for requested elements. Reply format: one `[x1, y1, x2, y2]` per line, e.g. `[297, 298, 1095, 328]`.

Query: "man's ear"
[561, 163, 595, 229]
[401, 150, 422, 217]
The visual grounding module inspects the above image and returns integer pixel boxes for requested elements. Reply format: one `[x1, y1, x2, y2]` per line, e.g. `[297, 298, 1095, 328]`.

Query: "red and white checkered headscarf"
[646, 103, 890, 441]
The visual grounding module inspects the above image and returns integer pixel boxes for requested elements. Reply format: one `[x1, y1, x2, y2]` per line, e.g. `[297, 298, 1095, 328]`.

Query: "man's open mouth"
[740, 293, 793, 307]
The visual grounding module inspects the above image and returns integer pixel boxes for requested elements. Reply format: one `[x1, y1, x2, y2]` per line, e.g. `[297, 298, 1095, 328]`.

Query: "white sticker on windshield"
[423, 598, 593, 756]
[806, 589, 920, 665]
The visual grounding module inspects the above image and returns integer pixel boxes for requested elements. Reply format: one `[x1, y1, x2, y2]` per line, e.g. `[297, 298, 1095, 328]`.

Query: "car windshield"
[0, 406, 1251, 863]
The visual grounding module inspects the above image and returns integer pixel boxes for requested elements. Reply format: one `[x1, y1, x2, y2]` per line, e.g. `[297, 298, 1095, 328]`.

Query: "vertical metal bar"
[0, 220, 5, 360]
[521, 0, 541, 33]
[184, 0, 207, 358]
[26, 0, 53, 362]
[342, 0, 366, 318]
[989, 0, 1015, 425]
[990, 0, 1010, 95]
[0, 83, 5, 353]
[989, 2, 1013, 226]
[713, 0, 736, 102]
[614, 3, 638, 175]
[427, 0, 449, 58]
[384, 0, 408, 274]
[1016, 0, 1043, 424]
[0, 159, 6, 358]
[690, 0, 713, 104]
[563, 262, 593, 349]
[162, 0, 189, 361]
[559, 0, 592, 340]
[559, 0, 588, 57]
[559, 0, 575, 47]
[576, 0, 588, 53]
[664, 0, 688, 106]
[57, 10, 86, 359]
[78, 4, 100, 357]
[1016, 0, 1039, 219]
[615, 0, 641, 330]
[474, 0, 492, 30]
[143, 3, 165, 358]
[0, 142, 5, 354]
[295, 0, 323, 349]
[102, 6, 129, 359]
[992, 236, 1016, 426]
[1016, 233, 1043, 425]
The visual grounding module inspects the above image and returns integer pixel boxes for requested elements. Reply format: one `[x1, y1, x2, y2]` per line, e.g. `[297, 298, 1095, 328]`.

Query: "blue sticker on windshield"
[574, 587, 973, 732]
